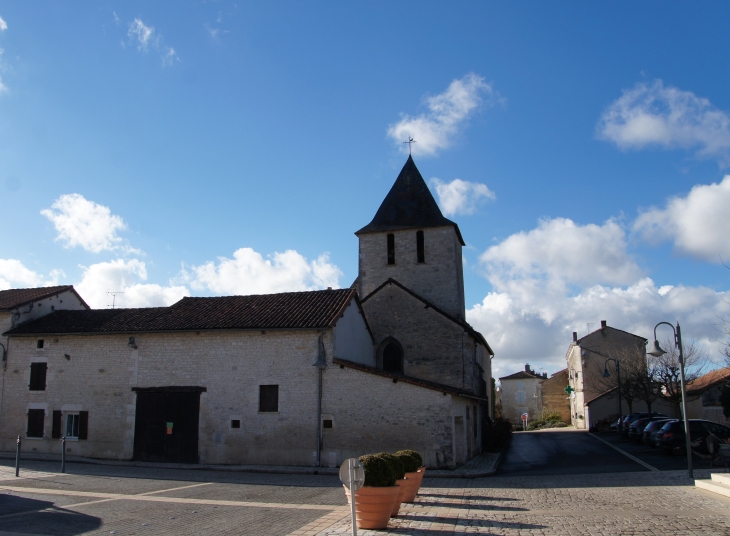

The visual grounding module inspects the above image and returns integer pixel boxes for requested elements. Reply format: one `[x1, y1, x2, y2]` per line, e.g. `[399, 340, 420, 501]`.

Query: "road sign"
[339, 458, 365, 491]
[521, 413, 528, 421]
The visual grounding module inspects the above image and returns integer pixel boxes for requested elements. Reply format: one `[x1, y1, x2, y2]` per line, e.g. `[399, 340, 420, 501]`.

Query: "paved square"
[1, 459, 729, 535]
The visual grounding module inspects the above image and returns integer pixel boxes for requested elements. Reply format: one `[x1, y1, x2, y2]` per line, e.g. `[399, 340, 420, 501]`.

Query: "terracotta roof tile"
[5, 289, 359, 335]
[499, 370, 544, 381]
[687, 367, 730, 394]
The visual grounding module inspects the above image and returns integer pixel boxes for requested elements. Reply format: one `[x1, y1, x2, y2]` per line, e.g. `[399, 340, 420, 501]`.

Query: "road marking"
[588, 433, 660, 472]
[0, 485, 344, 511]
[63, 481, 213, 508]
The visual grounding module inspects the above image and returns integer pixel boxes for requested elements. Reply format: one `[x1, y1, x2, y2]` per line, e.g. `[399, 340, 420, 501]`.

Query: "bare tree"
[653, 336, 709, 415]
[587, 348, 645, 415]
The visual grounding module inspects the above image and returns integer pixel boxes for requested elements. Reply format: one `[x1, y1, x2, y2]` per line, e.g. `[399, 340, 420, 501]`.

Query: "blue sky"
[1, 2, 730, 377]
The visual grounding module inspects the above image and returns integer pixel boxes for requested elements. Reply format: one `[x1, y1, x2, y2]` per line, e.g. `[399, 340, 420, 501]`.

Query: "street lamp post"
[648, 321, 693, 479]
[602, 358, 622, 426]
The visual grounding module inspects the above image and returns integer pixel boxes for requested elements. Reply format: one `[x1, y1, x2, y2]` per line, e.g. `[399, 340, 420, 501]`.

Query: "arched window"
[416, 230, 424, 263]
[387, 233, 395, 265]
[382, 342, 403, 374]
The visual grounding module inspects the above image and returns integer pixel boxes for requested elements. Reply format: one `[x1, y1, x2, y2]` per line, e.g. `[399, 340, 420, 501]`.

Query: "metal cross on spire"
[404, 137, 416, 155]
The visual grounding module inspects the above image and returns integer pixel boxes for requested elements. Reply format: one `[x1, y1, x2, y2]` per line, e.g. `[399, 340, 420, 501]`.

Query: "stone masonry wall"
[540, 369, 571, 422]
[362, 282, 481, 393]
[357, 226, 465, 319]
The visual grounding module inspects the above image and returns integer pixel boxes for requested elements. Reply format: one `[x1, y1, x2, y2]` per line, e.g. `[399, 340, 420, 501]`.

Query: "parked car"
[656, 419, 730, 455]
[610, 418, 621, 432]
[643, 418, 673, 446]
[628, 416, 668, 442]
[621, 412, 668, 438]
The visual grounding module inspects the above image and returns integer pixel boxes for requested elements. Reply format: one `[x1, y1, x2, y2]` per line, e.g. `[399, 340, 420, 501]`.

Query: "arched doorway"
[382, 341, 403, 374]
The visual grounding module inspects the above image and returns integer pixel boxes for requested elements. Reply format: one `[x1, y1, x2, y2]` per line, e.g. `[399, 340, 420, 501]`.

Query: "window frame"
[259, 385, 279, 413]
[26, 409, 45, 438]
[29, 362, 48, 391]
[65, 413, 81, 439]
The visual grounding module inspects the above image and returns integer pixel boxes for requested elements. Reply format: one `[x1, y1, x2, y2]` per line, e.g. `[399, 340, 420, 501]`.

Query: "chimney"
[572, 332, 578, 342]
[601, 320, 607, 329]
[524, 363, 530, 373]
[543, 372, 548, 379]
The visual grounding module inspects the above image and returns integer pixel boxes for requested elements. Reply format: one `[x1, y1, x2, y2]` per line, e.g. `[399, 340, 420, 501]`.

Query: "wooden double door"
[133, 387, 205, 464]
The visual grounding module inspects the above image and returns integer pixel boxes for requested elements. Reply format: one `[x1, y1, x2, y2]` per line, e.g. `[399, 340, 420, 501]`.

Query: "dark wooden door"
[133, 389, 201, 464]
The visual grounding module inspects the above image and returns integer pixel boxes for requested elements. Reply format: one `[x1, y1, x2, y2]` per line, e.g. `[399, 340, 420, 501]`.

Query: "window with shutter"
[29, 363, 47, 391]
[78, 411, 89, 440]
[52, 410, 62, 439]
[27, 409, 45, 438]
[259, 385, 279, 412]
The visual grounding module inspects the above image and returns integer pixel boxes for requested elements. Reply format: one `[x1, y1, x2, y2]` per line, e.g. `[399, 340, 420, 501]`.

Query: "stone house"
[687, 367, 730, 427]
[565, 321, 677, 429]
[499, 364, 546, 424]
[0, 156, 492, 469]
[539, 369, 571, 423]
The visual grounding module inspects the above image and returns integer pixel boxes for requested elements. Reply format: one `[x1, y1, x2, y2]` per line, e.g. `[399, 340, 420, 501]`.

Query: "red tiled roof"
[0, 286, 89, 311]
[5, 289, 363, 335]
[687, 367, 730, 395]
[333, 358, 487, 400]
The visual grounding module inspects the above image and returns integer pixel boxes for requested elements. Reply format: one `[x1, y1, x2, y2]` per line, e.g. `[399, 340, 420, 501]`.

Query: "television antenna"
[107, 291, 124, 309]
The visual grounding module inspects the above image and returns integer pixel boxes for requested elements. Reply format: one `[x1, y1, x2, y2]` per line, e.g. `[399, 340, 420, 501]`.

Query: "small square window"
[231, 419, 241, 429]
[259, 385, 279, 412]
[323, 419, 333, 429]
[36, 339, 44, 349]
[66, 414, 80, 438]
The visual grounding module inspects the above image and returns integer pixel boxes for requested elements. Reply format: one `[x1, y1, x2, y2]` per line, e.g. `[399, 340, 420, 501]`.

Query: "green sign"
[564, 385, 574, 394]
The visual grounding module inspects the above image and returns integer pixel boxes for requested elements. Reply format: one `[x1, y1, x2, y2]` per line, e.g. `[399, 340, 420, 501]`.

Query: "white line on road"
[588, 433, 660, 472]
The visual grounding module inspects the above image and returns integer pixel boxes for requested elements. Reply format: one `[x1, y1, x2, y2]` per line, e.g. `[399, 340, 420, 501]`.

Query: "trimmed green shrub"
[395, 449, 423, 469]
[394, 451, 421, 473]
[358, 454, 396, 487]
[376, 452, 405, 480]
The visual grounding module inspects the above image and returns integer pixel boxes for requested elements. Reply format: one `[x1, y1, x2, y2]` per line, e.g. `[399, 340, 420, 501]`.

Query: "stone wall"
[361, 282, 483, 394]
[357, 226, 465, 319]
[500, 377, 542, 424]
[540, 369, 570, 423]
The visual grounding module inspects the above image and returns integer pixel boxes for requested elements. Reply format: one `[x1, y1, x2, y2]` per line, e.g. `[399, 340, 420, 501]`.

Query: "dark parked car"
[628, 416, 669, 442]
[656, 419, 730, 455]
[621, 412, 668, 437]
[643, 418, 673, 446]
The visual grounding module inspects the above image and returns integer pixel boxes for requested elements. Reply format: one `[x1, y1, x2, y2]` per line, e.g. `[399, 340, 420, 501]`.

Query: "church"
[0, 156, 493, 469]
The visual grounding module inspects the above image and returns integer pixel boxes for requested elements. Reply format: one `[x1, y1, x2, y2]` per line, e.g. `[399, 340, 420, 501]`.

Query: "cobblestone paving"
[300, 470, 730, 536]
[2, 460, 729, 535]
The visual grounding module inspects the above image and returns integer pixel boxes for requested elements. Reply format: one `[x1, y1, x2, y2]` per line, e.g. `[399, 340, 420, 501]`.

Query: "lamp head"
[602, 368, 611, 378]
[647, 340, 666, 357]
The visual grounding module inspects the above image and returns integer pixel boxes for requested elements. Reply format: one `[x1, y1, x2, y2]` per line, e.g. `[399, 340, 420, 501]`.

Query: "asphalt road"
[498, 430, 649, 476]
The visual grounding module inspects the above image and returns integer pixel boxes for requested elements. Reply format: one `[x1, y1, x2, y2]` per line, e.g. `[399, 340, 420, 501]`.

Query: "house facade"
[0, 156, 492, 469]
[499, 364, 545, 425]
[687, 367, 730, 427]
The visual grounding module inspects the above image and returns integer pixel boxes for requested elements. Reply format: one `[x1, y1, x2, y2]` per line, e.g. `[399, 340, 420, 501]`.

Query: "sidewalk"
[0, 449, 502, 479]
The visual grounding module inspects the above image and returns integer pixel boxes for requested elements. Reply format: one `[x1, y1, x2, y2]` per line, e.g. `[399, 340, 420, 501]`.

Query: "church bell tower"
[355, 156, 466, 319]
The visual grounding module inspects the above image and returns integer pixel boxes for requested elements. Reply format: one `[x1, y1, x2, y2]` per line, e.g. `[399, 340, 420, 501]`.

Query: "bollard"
[61, 436, 66, 473]
[15, 435, 20, 477]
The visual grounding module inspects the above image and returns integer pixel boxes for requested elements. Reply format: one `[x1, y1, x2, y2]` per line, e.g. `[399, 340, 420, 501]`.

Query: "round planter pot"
[400, 472, 421, 503]
[344, 485, 400, 529]
[391, 478, 407, 517]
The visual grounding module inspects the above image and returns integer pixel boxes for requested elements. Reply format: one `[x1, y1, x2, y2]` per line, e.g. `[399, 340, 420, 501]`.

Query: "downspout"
[313, 330, 327, 468]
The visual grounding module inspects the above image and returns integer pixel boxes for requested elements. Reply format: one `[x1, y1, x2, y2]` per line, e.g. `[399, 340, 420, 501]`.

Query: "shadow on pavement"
[417, 493, 520, 501]
[0, 495, 102, 535]
[393, 515, 548, 531]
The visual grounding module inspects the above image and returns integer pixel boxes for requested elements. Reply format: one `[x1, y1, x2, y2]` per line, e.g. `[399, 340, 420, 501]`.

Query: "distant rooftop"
[0, 286, 88, 311]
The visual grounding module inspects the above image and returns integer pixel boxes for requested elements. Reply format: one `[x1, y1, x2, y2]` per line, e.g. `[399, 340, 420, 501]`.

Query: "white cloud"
[634, 176, 730, 262]
[597, 80, 730, 165]
[0, 259, 63, 290]
[127, 18, 178, 66]
[0, 16, 7, 31]
[387, 73, 499, 157]
[185, 248, 342, 295]
[41, 194, 138, 254]
[76, 259, 188, 309]
[467, 217, 730, 378]
[430, 178, 495, 216]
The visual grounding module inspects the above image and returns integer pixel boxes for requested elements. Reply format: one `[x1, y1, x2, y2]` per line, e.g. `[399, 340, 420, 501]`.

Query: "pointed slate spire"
[356, 156, 465, 245]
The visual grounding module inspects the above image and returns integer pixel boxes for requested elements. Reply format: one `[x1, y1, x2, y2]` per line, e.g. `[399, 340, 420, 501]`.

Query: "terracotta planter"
[343, 485, 400, 529]
[390, 479, 407, 517]
[402, 467, 427, 502]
